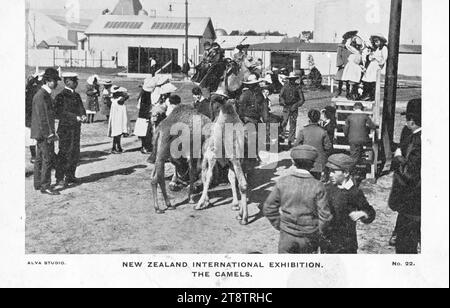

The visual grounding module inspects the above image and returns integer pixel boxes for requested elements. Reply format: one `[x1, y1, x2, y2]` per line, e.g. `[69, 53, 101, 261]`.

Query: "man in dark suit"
[54, 73, 87, 190]
[279, 72, 305, 148]
[30, 68, 61, 195]
[389, 100, 421, 254]
[343, 102, 377, 164]
[237, 75, 268, 125]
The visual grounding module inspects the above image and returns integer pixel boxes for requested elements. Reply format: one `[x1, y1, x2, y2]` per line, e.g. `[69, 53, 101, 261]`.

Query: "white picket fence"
[27, 49, 119, 68]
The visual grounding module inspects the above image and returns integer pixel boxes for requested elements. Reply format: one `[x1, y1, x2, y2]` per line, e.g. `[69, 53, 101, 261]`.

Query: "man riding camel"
[193, 42, 225, 85]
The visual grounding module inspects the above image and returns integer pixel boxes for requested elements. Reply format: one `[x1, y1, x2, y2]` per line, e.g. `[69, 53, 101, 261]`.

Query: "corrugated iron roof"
[248, 42, 422, 54]
[85, 15, 214, 38]
[41, 36, 77, 47]
[47, 15, 92, 32]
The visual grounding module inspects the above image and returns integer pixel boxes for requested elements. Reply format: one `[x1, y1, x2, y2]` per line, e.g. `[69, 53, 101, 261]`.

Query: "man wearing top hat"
[54, 73, 87, 190]
[31, 68, 61, 195]
[388, 98, 422, 254]
[263, 145, 333, 254]
[279, 72, 305, 148]
[237, 74, 268, 125]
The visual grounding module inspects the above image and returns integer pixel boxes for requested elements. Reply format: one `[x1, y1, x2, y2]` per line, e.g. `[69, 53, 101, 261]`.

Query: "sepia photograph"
[0, 0, 448, 288]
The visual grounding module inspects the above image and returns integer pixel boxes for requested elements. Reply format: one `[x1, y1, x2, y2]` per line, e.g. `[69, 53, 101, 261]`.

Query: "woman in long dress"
[360, 35, 388, 101]
[107, 86, 129, 154]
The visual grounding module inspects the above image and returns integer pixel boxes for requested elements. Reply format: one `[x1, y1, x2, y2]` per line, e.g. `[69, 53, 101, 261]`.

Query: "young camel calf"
[195, 101, 255, 225]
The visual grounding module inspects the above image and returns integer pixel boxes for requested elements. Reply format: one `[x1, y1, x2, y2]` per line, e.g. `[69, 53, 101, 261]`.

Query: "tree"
[229, 30, 241, 36]
[264, 31, 285, 36]
[244, 30, 258, 36]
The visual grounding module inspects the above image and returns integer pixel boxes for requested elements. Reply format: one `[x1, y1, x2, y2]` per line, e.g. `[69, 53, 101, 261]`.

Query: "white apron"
[363, 47, 388, 83]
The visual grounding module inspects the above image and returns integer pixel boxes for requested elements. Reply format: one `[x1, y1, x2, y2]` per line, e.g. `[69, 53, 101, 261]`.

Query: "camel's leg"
[169, 167, 179, 191]
[151, 167, 165, 214]
[228, 168, 240, 211]
[195, 156, 216, 210]
[188, 157, 196, 204]
[232, 160, 248, 225]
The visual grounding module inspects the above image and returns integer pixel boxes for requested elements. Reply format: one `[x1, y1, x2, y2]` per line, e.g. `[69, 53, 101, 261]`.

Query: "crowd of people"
[25, 31, 420, 254]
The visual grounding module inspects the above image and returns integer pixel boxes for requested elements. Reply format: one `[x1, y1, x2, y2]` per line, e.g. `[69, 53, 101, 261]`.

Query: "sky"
[29, 0, 316, 36]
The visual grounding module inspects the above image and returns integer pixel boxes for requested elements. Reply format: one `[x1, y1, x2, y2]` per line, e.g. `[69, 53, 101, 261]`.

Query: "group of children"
[263, 145, 376, 254]
[335, 31, 388, 101]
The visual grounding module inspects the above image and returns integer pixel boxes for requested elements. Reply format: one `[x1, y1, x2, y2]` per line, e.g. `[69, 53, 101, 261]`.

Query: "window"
[104, 21, 144, 29]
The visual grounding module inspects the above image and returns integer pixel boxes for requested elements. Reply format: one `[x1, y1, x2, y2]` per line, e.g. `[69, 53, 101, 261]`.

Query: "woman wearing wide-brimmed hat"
[335, 31, 358, 97]
[360, 34, 388, 101]
[135, 77, 157, 154]
[85, 75, 100, 123]
[341, 36, 366, 100]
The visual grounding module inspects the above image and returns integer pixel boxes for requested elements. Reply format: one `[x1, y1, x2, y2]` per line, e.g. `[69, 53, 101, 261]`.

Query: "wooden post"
[85, 50, 87, 68]
[100, 51, 103, 68]
[70, 49, 73, 67]
[185, 0, 189, 68]
[53, 48, 56, 67]
[381, 0, 403, 172]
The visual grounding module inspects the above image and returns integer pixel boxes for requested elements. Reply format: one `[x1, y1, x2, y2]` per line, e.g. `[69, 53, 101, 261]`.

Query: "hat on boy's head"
[401, 98, 421, 116]
[326, 154, 356, 171]
[290, 145, 318, 161]
[43, 68, 61, 81]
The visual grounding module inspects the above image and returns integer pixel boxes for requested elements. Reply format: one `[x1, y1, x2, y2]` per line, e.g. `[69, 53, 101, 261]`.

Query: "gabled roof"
[39, 36, 77, 48]
[47, 15, 92, 32]
[85, 15, 214, 38]
[248, 42, 422, 54]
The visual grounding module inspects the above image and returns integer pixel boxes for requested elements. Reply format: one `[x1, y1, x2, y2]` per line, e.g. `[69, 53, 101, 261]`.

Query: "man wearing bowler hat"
[263, 145, 333, 254]
[54, 73, 87, 190]
[388, 98, 422, 254]
[279, 71, 305, 148]
[31, 68, 61, 195]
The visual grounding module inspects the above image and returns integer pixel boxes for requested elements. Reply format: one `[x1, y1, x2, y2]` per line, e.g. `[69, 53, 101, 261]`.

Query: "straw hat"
[287, 72, 300, 80]
[211, 88, 229, 98]
[86, 75, 99, 85]
[111, 86, 127, 94]
[160, 83, 177, 95]
[243, 74, 262, 85]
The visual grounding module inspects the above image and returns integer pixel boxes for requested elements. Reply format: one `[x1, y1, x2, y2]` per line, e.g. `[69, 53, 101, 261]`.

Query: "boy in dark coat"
[323, 154, 376, 254]
[192, 86, 211, 119]
[344, 102, 377, 164]
[263, 145, 333, 254]
[294, 109, 332, 180]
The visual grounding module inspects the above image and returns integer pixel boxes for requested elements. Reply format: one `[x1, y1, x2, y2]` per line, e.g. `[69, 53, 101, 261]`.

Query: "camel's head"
[221, 100, 237, 116]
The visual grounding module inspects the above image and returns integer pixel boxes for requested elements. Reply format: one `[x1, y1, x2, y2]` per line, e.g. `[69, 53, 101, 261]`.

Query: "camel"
[200, 58, 256, 98]
[149, 105, 212, 214]
[195, 100, 256, 225]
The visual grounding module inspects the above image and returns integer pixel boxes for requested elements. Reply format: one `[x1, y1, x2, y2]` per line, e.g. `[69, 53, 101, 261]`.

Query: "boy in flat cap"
[54, 73, 87, 189]
[263, 145, 333, 254]
[323, 154, 376, 254]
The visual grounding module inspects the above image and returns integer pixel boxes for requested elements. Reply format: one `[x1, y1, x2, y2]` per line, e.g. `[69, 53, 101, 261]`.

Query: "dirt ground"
[25, 69, 421, 254]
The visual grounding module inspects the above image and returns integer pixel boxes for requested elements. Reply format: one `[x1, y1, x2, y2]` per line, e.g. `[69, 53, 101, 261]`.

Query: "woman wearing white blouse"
[360, 35, 388, 101]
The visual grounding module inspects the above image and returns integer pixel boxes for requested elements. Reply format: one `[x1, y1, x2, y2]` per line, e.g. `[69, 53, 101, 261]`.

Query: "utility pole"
[185, 0, 189, 66]
[381, 0, 402, 170]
